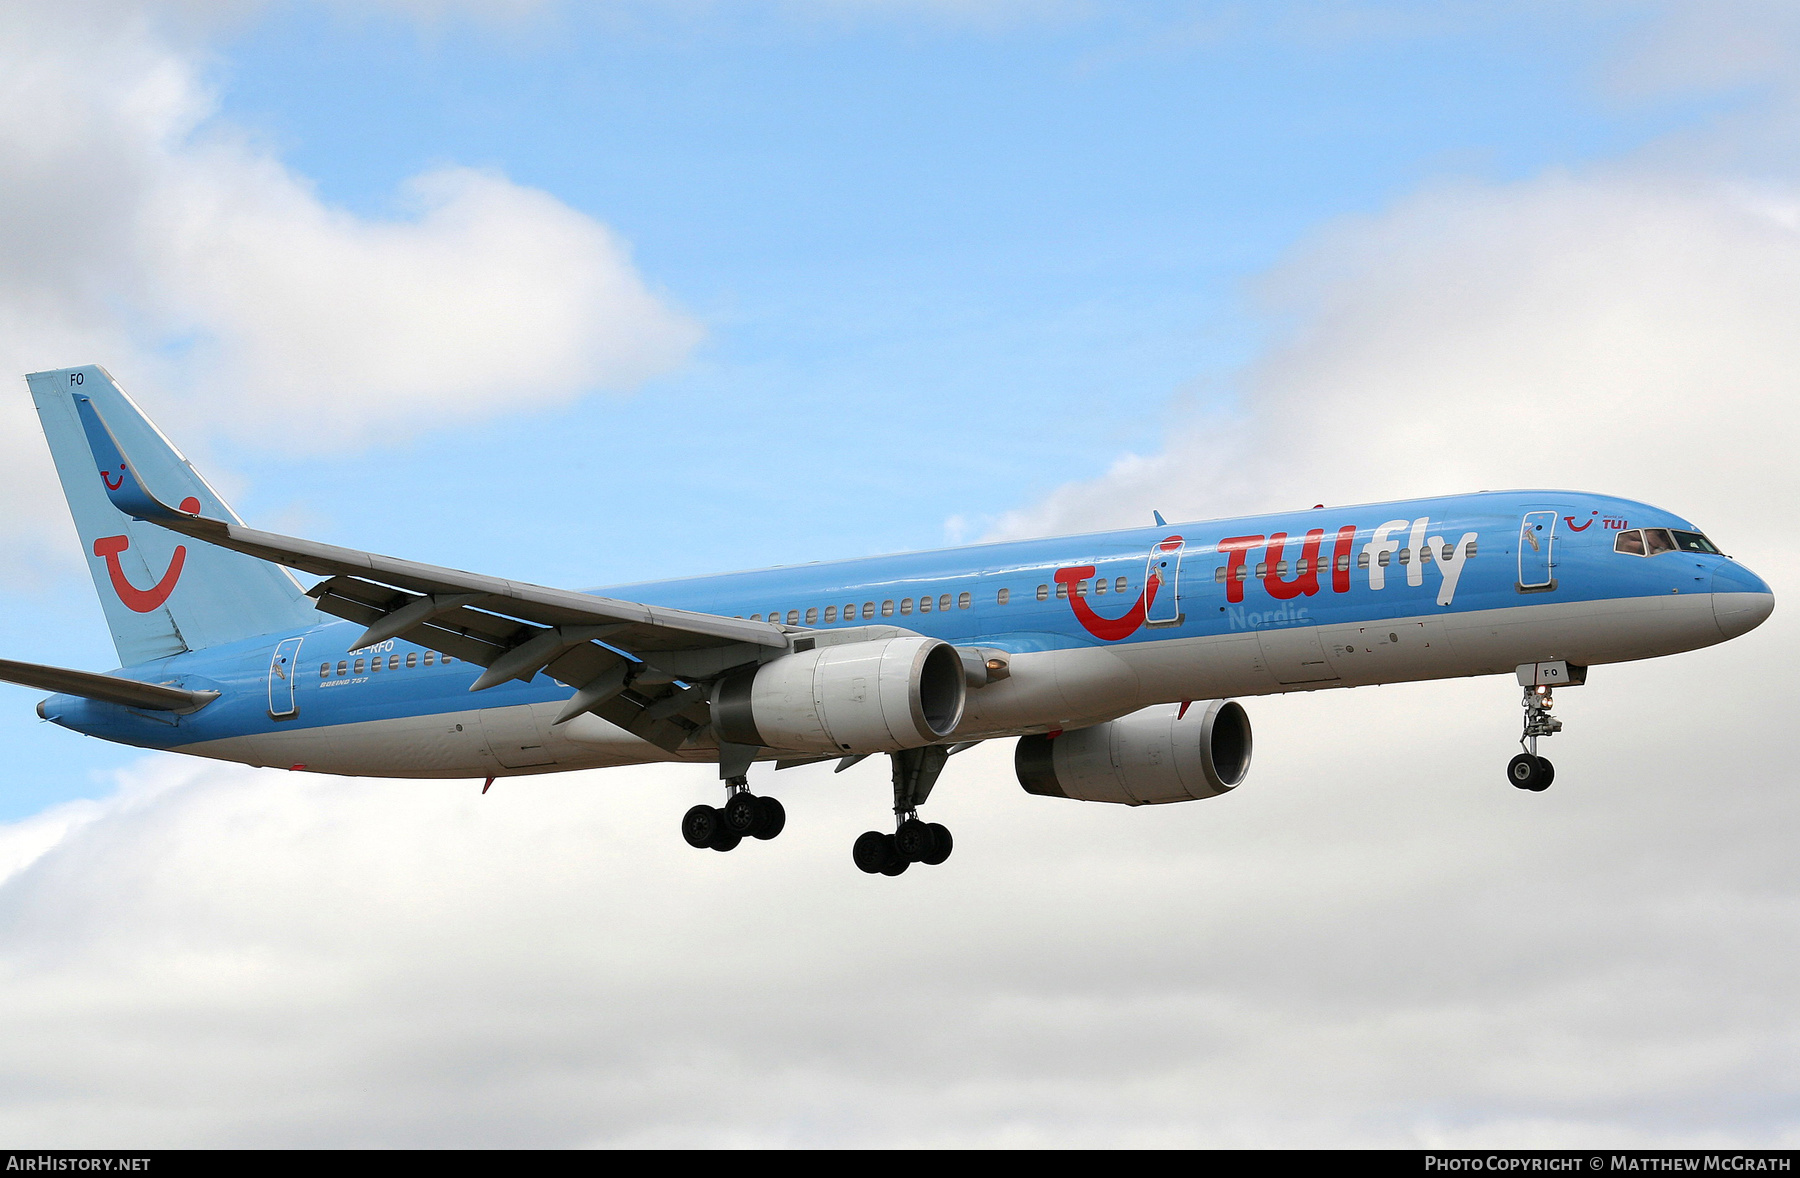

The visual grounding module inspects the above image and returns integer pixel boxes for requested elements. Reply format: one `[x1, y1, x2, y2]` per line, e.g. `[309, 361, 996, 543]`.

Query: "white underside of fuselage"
[171, 592, 1729, 780]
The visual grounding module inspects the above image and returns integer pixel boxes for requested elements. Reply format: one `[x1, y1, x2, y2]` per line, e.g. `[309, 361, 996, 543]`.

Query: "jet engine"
[1015, 700, 1252, 805]
[711, 636, 967, 755]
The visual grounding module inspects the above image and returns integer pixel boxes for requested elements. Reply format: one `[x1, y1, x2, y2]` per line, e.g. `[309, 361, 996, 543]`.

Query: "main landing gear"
[854, 745, 955, 876]
[1508, 684, 1561, 792]
[682, 776, 786, 853]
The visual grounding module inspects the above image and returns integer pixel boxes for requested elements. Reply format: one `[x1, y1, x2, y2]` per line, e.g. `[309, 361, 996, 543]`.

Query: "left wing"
[73, 394, 793, 752]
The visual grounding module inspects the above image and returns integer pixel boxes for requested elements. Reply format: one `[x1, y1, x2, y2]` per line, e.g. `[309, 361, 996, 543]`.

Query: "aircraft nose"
[1712, 561, 1775, 640]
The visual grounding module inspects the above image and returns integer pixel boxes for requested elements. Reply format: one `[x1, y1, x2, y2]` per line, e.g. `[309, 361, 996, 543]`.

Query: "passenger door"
[1143, 536, 1186, 627]
[1517, 511, 1558, 592]
[266, 636, 304, 720]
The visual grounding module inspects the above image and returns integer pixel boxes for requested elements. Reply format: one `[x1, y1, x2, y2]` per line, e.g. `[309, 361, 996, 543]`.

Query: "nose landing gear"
[682, 775, 786, 853]
[1509, 684, 1562, 791]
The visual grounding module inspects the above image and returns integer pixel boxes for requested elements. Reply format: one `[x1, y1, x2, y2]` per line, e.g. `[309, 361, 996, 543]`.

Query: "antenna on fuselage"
[1153, 511, 1167, 526]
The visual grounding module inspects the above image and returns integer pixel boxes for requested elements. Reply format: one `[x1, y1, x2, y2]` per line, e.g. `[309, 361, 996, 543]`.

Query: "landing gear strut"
[682, 771, 786, 853]
[1509, 685, 1561, 792]
[853, 746, 954, 876]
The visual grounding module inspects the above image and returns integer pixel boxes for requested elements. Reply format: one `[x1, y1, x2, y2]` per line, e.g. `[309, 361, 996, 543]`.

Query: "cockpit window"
[1644, 528, 1676, 556]
[1614, 530, 1645, 556]
[1671, 530, 1720, 554]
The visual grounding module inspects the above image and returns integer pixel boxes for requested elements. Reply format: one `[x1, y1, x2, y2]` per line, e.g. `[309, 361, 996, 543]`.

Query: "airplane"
[0, 366, 1775, 875]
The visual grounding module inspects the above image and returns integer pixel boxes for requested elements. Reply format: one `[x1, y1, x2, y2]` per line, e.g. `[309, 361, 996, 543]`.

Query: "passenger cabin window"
[354, 659, 365, 674]
[444, 656, 456, 664]
[1254, 562, 1268, 578]
[824, 606, 837, 622]
[918, 596, 932, 613]
[997, 587, 1010, 605]
[1115, 576, 1127, 593]
[1673, 530, 1720, 554]
[406, 652, 417, 668]
[336, 660, 348, 677]
[388, 655, 399, 671]
[1397, 549, 1411, 565]
[1615, 530, 1646, 556]
[1645, 528, 1676, 556]
[1357, 552, 1370, 569]
[939, 594, 953, 611]
[805, 607, 819, 625]
[1055, 583, 1068, 599]
[865, 601, 878, 617]
[1036, 584, 1049, 601]
[319, 662, 330, 678]
[958, 592, 972, 609]
[424, 652, 436, 666]
[786, 609, 800, 625]
[1093, 578, 1106, 595]
[883, 600, 896, 616]
[370, 657, 381, 673]
[1337, 554, 1352, 572]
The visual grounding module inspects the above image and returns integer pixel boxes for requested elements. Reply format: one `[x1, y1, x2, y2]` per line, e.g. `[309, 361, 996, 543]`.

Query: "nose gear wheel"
[1508, 686, 1562, 791]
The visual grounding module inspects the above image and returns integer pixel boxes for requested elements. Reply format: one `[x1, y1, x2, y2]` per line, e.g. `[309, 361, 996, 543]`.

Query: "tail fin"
[26, 365, 317, 664]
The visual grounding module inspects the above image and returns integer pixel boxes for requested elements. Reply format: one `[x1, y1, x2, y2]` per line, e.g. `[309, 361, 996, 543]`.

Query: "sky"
[0, 0, 1796, 1148]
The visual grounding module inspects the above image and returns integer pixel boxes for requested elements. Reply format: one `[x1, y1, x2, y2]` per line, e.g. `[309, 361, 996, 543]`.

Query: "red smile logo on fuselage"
[92, 496, 201, 613]
[1056, 536, 1181, 641]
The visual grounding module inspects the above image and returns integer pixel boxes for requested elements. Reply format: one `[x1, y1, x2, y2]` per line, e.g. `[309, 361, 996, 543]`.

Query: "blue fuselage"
[38, 490, 1775, 776]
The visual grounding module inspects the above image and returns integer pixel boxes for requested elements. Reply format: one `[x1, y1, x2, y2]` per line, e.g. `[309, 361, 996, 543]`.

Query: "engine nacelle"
[1015, 700, 1252, 805]
[712, 636, 967, 755]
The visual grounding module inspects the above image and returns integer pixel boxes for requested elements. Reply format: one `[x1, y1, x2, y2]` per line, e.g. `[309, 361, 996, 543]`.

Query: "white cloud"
[1, 630, 1795, 1147]
[0, 0, 699, 577]
[151, 163, 699, 443]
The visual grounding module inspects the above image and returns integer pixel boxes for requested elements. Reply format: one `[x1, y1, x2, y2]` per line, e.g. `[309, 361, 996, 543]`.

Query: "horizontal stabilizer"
[0, 658, 218, 713]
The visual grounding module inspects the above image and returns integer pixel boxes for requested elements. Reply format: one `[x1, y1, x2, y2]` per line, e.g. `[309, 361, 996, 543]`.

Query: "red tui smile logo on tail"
[92, 496, 201, 612]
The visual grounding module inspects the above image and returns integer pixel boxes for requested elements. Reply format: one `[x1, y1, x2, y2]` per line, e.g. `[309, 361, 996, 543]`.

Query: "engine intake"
[1015, 700, 1252, 805]
[712, 636, 967, 755]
